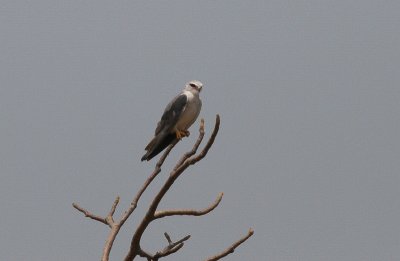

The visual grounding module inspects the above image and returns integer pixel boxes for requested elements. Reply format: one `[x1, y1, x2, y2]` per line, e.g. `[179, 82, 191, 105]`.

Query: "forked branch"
[73, 115, 253, 261]
[124, 115, 221, 261]
[72, 142, 178, 261]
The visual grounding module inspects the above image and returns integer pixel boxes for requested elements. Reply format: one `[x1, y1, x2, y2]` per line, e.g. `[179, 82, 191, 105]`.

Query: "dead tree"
[73, 115, 253, 260]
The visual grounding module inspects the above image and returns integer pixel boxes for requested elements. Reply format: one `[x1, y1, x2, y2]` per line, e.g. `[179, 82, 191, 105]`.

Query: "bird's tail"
[141, 133, 177, 161]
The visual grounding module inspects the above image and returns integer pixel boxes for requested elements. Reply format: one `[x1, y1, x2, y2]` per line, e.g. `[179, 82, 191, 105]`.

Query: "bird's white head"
[184, 80, 203, 94]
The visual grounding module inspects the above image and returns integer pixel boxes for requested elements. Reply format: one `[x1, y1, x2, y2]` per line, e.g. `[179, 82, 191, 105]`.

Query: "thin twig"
[105, 196, 120, 225]
[173, 115, 220, 175]
[173, 118, 205, 170]
[154, 234, 191, 258]
[108, 196, 120, 217]
[164, 232, 172, 244]
[137, 234, 191, 260]
[204, 229, 254, 261]
[154, 192, 223, 219]
[187, 115, 220, 165]
[72, 203, 108, 225]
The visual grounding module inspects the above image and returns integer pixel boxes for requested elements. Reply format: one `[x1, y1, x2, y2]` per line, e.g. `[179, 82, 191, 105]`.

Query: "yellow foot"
[182, 130, 190, 137]
[175, 129, 189, 140]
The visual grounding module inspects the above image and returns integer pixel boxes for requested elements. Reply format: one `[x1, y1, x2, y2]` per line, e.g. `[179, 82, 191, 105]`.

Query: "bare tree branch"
[109, 196, 120, 217]
[105, 196, 120, 225]
[164, 232, 172, 244]
[73, 141, 178, 261]
[72, 202, 108, 226]
[173, 118, 205, 170]
[154, 192, 223, 219]
[118, 140, 178, 226]
[137, 233, 191, 260]
[124, 115, 220, 261]
[204, 229, 254, 261]
[101, 142, 178, 261]
[154, 233, 191, 258]
[73, 114, 253, 260]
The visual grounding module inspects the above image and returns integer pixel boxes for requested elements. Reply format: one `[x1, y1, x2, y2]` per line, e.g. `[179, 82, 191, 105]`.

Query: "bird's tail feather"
[141, 133, 177, 161]
[144, 135, 158, 151]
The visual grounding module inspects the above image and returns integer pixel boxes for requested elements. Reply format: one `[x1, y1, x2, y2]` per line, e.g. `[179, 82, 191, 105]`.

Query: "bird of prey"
[141, 80, 203, 161]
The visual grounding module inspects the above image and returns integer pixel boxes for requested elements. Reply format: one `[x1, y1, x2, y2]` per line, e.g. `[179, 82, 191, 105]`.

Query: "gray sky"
[1, 1, 399, 260]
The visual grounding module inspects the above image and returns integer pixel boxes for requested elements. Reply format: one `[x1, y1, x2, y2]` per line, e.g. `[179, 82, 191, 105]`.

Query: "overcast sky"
[1, 1, 399, 260]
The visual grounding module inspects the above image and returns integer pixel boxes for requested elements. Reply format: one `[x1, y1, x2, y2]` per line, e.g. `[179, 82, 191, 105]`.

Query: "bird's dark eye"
[189, 83, 196, 88]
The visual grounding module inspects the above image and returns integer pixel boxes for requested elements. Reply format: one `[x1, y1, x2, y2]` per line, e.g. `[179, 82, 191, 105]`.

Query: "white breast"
[176, 91, 202, 130]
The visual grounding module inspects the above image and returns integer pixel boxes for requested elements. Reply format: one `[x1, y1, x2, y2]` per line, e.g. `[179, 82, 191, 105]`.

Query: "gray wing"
[154, 93, 188, 135]
[141, 93, 188, 161]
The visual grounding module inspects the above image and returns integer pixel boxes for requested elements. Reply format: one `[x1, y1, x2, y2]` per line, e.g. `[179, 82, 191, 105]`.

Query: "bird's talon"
[175, 130, 182, 140]
[181, 130, 190, 137]
[175, 130, 181, 140]
[175, 130, 189, 140]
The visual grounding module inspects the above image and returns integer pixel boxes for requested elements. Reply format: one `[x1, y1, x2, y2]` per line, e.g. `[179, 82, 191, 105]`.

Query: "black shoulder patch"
[155, 94, 187, 135]
[170, 94, 187, 114]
